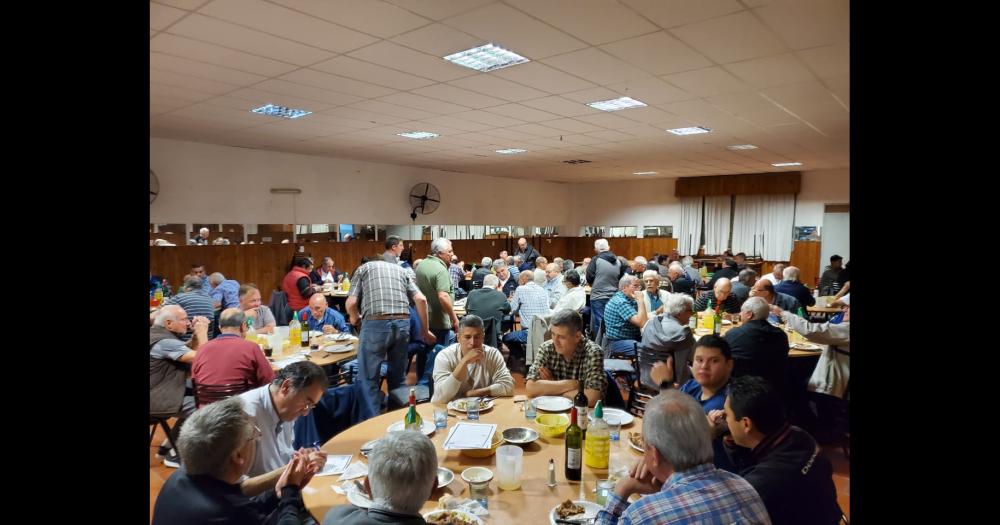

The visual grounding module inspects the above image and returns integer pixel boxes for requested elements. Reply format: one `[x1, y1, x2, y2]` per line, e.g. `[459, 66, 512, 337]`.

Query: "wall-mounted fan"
[408, 183, 440, 221]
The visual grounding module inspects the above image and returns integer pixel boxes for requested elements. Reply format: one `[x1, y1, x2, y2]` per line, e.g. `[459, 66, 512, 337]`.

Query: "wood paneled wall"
[674, 172, 801, 197]
[759, 241, 822, 289]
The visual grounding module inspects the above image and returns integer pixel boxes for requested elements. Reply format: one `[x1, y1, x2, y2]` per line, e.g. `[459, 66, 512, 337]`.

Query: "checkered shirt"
[604, 291, 640, 341]
[349, 260, 420, 319]
[527, 338, 607, 396]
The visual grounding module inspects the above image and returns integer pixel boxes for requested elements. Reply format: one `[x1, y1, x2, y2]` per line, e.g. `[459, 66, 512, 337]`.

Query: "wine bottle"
[574, 381, 589, 439]
[565, 407, 582, 481]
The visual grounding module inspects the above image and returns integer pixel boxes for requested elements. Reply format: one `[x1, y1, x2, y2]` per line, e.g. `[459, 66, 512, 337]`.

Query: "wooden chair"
[192, 380, 251, 408]
[149, 415, 174, 447]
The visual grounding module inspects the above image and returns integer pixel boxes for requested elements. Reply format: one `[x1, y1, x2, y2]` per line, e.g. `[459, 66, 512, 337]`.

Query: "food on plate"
[556, 499, 586, 519]
[629, 431, 644, 450]
[426, 511, 477, 525]
[453, 398, 489, 411]
[437, 495, 460, 510]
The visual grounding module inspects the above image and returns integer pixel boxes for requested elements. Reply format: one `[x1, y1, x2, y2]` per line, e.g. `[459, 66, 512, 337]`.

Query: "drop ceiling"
[150, 0, 849, 183]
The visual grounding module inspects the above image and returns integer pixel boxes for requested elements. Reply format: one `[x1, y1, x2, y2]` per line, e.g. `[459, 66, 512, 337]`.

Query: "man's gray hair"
[368, 431, 438, 514]
[562, 259, 575, 272]
[595, 238, 609, 252]
[177, 397, 252, 478]
[642, 269, 659, 281]
[618, 273, 639, 291]
[154, 304, 185, 326]
[783, 266, 800, 281]
[209, 272, 225, 286]
[681, 256, 694, 266]
[642, 390, 713, 471]
[665, 293, 694, 317]
[430, 237, 452, 256]
[492, 259, 507, 270]
[483, 274, 500, 288]
[458, 314, 485, 332]
[634, 256, 647, 266]
[737, 269, 757, 286]
[183, 275, 203, 290]
[668, 262, 685, 273]
[533, 268, 547, 285]
[219, 308, 246, 329]
[550, 308, 584, 333]
[742, 296, 770, 320]
[481, 256, 493, 267]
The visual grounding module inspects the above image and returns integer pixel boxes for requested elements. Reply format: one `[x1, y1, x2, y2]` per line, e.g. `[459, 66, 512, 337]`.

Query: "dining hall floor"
[150, 369, 850, 523]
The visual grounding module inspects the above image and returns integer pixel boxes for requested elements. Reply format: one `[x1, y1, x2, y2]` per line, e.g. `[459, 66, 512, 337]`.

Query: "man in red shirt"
[192, 308, 275, 398]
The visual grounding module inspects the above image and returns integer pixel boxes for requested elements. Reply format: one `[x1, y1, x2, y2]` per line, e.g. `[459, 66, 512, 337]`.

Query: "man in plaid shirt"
[502, 270, 551, 363]
[526, 309, 606, 407]
[596, 390, 771, 525]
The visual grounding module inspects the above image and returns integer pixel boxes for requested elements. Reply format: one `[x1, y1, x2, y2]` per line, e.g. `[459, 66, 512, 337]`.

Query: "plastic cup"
[596, 479, 615, 505]
[496, 445, 523, 490]
[606, 417, 621, 441]
[467, 397, 480, 420]
[433, 408, 449, 429]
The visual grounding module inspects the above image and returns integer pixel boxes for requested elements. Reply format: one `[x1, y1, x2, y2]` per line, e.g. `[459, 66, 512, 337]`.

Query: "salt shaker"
[547, 458, 557, 487]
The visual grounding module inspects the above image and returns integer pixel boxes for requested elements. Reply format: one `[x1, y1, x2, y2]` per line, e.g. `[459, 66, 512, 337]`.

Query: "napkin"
[337, 461, 369, 481]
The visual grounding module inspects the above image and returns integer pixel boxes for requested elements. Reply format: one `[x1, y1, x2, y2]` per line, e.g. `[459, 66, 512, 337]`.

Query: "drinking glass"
[496, 445, 523, 490]
[596, 479, 615, 505]
[606, 417, 621, 441]
[433, 408, 449, 429]
[467, 397, 480, 420]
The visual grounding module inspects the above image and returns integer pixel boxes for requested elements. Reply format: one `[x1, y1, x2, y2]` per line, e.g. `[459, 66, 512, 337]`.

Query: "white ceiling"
[150, 0, 849, 183]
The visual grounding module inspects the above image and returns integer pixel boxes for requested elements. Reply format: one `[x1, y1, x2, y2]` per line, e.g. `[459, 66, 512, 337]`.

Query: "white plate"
[627, 431, 644, 453]
[424, 509, 483, 525]
[323, 343, 355, 354]
[589, 407, 634, 426]
[326, 332, 353, 342]
[790, 342, 821, 351]
[549, 500, 602, 525]
[722, 319, 733, 325]
[386, 419, 436, 436]
[532, 396, 574, 412]
[437, 466, 454, 488]
[346, 486, 372, 509]
[447, 397, 495, 413]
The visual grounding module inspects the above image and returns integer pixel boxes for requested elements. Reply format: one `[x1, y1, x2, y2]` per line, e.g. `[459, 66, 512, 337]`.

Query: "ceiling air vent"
[562, 159, 592, 164]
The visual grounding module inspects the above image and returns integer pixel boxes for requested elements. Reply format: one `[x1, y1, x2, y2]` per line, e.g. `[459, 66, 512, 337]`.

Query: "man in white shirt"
[554, 270, 586, 313]
[763, 263, 785, 286]
[543, 263, 566, 308]
[431, 315, 514, 403]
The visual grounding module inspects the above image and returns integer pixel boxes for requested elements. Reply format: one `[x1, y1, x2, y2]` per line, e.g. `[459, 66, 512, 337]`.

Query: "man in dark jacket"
[585, 238, 626, 338]
[708, 258, 740, 288]
[723, 376, 842, 525]
[817, 255, 843, 296]
[774, 265, 816, 307]
[466, 274, 512, 348]
[724, 297, 789, 397]
[514, 237, 541, 269]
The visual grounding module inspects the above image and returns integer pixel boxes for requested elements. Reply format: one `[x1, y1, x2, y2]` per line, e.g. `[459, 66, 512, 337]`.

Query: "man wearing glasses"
[237, 361, 330, 496]
[638, 294, 696, 390]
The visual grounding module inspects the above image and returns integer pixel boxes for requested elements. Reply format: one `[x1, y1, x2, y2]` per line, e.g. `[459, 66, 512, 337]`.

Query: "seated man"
[724, 297, 789, 398]
[750, 279, 801, 323]
[238, 362, 329, 493]
[638, 294, 695, 389]
[239, 283, 276, 334]
[504, 256, 520, 281]
[472, 257, 493, 284]
[724, 376, 843, 525]
[493, 259, 518, 297]
[665, 262, 695, 296]
[192, 308, 275, 394]
[763, 262, 785, 286]
[208, 272, 241, 310]
[596, 390, 770, 525]
[151, 305, 209, 467]
[165, 276, 217, 341]
[554, 270, 586, 313]
[323, 430, 438, 525]
[151, 397, 316, 525]
[543, 263, 566, 308]
[466, 274, 512, 348]
[502, 270, 551, 361]
[707, 258, 739, 288]
[774, 303, 850, 400]
[731, 269, 757, 306]
[526, 310, 607, 407]
[602, 274, 648, 357]
[430, 315, 514, 403]
[310, 257, 343, 285]
[638, 270, 669, 316]
[817, 255, 843, 296]
[297, 294, 351, 335]
[692, 277, 742, 314]
[774, 266, 816, 307]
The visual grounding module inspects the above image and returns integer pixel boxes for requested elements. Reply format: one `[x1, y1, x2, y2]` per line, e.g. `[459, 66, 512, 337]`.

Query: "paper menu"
[442, 422, 497, 450]
[314, 454, 352, 477]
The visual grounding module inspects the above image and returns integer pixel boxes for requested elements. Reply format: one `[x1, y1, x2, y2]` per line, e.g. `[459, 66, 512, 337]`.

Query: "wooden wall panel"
[789, 241, 821, 288]
[674, 172, 801, 197]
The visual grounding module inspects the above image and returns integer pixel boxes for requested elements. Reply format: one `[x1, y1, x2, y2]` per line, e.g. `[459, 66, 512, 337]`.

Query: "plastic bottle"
[583, 401, 610, 469]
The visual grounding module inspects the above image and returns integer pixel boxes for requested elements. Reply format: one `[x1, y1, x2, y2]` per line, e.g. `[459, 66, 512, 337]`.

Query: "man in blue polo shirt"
[296, 294, 350, 334]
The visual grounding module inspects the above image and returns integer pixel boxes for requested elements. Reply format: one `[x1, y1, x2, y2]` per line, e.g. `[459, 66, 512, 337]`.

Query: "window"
[643, 226, 674, 238]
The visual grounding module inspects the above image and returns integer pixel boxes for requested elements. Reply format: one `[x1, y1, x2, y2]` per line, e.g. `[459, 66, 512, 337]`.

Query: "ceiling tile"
[620, 0, 745, 28]
[561, 86, 625, 104]
[519, 96, 599, 118]
[506, 0, 659, 45]
[448, 74, 549, 102]
[347, 40, 473, 82]
[165, 14, 336, 65]
[753, 0, 849, 50]
[724, 53, 816, 88]
[442, 3, 588, 59]
[539, 118, 604, 133]
[450, 110, 527, 127]
[391, 23, 481, 57]
[575, 112, 642, 130]
[411, 84, 508, 109]
[823, 75, 849, 109]
[382, 0, 494, 21]
[269, 0, 431, 38]
[491, 61, 597, 94]
[600, 31, 712, 75]
[150, 52, 267, 87]
[153, 0, 211, 9]
[198, 0, 378, 53]
[253, 79, 364, 106]
[670, 11, 787, 64]
[604, 77, 696, 105]
[796, 44, 848, 79]
[662, 67, 750, 97]
[481, 103, 561, 123]
[585, 129, 635, 142]
[319, 105, 411, 124]
[419, 115, 495, 132]
[704, 92, 798, 127]
[150, 68, 239, 95]
[150, 81, 218, 103]
[227, 87, 339, 113]
[615, 106, 680, 125]
[279, 69, 398, 98]
[150, 2, 188, 30]
[542, 48, 650, 85]
[150, 33, 300, 76]
[377, 92, 472, 114]
[504, 123, 564, 138]
[311, 56, 437, 90]
[348, 99, 437, 121]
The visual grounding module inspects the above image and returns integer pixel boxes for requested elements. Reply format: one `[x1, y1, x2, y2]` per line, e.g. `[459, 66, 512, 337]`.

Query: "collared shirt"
[449, 263, 465, 290]
[596, 463, 771, 525]
[509, 281, 550, 328]
[544, 276, 566, 308]
[349, 261, 421, 319]
[164, 290, 216, 341]
[527, 338, 607, 396]
[415, 255, 455, 330]
[296, 306, 350, 333]
[209, 279, 241, 309]
[604, 291, 641, 341]
[693, 290, 742, 314]
[238, 385, 294, 477]
[554, 286, 586, 312]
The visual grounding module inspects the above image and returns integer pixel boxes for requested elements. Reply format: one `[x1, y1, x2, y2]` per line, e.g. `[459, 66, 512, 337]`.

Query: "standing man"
[514, 237, 541, 269]
[383, 235, 405, 265]
[586, 238, 625, 339]
[415, 238, 460, 351]
[818, 255, 844, 296]
[190, 227, 211, 245]
[347, 256, 434, 416]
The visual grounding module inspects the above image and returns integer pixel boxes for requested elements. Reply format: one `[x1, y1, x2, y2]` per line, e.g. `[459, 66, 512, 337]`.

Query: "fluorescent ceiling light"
[397, 131, 439, 139]
[250, 104, 311, 119]
[633, 171, 657, 175]
[443, 43, 529, 72]
[771, 162, 803, 167]
[495, 148, 527, 155]
[726, 144, 758, 150]
[666, 126, 712, 135]
[586, 96, 647, 111]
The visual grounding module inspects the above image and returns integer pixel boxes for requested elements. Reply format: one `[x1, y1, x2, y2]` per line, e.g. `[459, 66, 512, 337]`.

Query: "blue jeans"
[590, 298, 608, 339]
[420, 328, 455, 378]
[607, 338, 638, 357]
[502, 329, 528, 360]
[357, 319, 410, 418]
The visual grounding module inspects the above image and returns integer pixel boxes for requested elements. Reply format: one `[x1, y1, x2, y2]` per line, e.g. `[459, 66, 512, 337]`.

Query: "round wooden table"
[302, 398, 644, 522]
[266, 327, 358, 371]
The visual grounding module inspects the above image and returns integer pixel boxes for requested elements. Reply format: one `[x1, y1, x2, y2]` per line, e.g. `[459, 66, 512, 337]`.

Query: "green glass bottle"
[565, 407, 582, 481]
[404, 388, 422, 431]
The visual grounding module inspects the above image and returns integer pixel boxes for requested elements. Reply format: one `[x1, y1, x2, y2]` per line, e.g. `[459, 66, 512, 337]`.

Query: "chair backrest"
[481, 316, 500, 350]
[192, 380, 251, 408]
[269, 290, 292, 326]
[595, 319, 611, 356]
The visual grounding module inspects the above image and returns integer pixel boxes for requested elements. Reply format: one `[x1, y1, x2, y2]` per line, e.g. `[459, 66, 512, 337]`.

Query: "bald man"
[750, 279, 802, 323]
[692, 277, 742, 314]
[297, 294, 351, 335]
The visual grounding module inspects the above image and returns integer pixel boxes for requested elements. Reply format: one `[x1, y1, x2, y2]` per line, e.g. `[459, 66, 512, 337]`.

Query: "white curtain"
[469, 225, 486, 239]
[677, 196, 703, 256]
[732, 194, 795, 261]
[703, 195, 732, 255]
